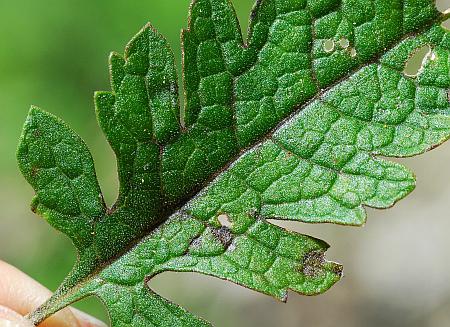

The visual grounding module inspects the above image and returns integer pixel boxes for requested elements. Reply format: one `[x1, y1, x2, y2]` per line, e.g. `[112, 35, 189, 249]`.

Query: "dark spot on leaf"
[251, 0, 263, 21]
[302, 250, 326, 277]
[189, 236, 202, 248]
[30, 196, 39, 214]
[331, 263, 344, 278]
[31, 166, 39, 178]
[33, 129, 41, 138]
[211, 226, 233, 248]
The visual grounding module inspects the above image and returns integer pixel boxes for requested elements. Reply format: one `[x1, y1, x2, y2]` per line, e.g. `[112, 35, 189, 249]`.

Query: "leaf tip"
[26, 105, 43, 121]
[25, 106, 59, 127]
[17, 106, 44, 160]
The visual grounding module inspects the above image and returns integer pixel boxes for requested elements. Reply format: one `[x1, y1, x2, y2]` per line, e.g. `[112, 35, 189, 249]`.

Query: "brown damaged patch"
[211, 226, 233, 248]
[285, 151, 293, 159]
[302, 250, 326, 277]
[188, 225, 234, 250]
[331, 263, 344, 278]
[302, 250, 344, 278]
[32, 128, 41, 138]
[31, 166, 39, 178]
[189, 236, 202, 249]
[30, 197, 39, 214]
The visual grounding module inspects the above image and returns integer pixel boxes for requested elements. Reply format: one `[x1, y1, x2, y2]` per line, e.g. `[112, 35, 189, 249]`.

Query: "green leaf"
[17, 107, 106, 251]
[16, 1, 450, 326]
[96, 282, 211, 327]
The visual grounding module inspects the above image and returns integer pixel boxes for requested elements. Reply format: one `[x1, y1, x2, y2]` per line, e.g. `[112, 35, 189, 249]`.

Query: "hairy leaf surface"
[17, 0, 450, 326]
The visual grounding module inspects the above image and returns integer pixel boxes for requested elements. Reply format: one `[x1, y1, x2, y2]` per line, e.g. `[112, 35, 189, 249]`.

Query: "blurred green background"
[1, 1, 450, 326]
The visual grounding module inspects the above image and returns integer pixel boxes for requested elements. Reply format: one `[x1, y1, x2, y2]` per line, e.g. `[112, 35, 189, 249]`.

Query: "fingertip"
[0, 305, 34, 327]
[0, 261, 107, 327]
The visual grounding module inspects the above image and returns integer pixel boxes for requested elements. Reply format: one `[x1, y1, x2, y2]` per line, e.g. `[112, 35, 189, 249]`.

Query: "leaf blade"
[17, 107, 105, 251]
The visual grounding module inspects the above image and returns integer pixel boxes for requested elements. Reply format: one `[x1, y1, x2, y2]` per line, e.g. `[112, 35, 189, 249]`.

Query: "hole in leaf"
[218, 213, 232, 228]
[436, 3, 450, 13]
[349, 47, 357, 58]
[437, 3, 450, 30]
[323, 39, 335, 53]
[403, 45, 431, 77]
[338, 37, 350, 49]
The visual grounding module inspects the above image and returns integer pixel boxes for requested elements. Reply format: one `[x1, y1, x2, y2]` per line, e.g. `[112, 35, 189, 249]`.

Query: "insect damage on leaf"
[301, 250, 342, 278]
[16, 0, 450, 326]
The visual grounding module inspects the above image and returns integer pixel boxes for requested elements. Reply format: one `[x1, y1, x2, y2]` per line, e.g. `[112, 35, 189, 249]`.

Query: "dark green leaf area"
[95, 25, 180, 219]
[17, 108, 105, 250]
